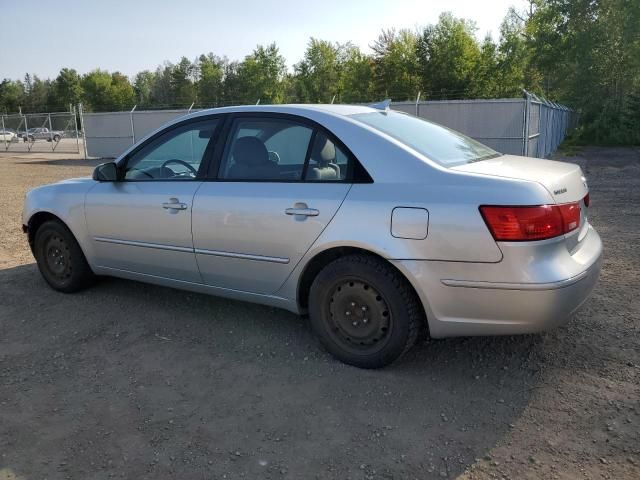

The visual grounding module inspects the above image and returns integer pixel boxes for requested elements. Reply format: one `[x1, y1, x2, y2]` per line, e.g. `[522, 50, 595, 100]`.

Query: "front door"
[85, 117, 221, 282]
[192, 116, 353, 294]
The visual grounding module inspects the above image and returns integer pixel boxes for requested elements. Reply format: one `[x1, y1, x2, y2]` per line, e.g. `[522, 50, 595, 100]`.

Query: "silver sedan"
[22, 104, 602, 368]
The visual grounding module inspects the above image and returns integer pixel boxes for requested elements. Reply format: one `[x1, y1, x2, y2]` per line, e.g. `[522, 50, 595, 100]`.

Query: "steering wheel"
[126, 167, 154, 179]
[161, 159, 198, 176]
[268, 151, 281, 164]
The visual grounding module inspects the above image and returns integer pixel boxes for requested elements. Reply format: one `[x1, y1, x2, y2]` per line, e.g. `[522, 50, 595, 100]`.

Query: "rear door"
[192, 114, 353, 294]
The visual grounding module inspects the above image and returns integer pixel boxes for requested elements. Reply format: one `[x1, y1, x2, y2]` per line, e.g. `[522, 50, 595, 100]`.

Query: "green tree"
[32, 76, 51, 110]
[170, 57, 197, 105]
[0, 79, 25, 113]
[236, 43, 287, 104]
[81, 69, 114, 110]
[197, 53, 225, 106]
[494, 8, 536, 97]
[81, 70, 134, 111]
[468, 36, 499, 98]
[294, 38, 342, 103]
[371, 29, 420, 100]
[150, 63, 173, 106]
[20, 74, 51, 111]
[340, 45, 375, 103]
[133, 70, 156, 106]
[527, 0, 640, 143]
[51, 68, 83, 109]
[109, 72, 135, 109]
[416, 13, 481, 99]
[221, 60, 242, 105]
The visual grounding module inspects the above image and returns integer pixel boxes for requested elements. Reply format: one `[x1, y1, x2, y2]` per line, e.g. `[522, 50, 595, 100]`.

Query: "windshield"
[351, 111, 500, 166]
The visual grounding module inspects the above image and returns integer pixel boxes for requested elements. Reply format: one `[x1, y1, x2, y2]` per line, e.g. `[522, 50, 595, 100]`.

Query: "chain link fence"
[81, 94, 576, 159]
[5, 94, 573, 159]
[1, 110, 82, 154]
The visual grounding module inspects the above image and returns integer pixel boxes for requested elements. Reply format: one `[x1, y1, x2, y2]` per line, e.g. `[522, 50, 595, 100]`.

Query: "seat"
[306, 135, 341, 181]
[227, 136, 279, 180]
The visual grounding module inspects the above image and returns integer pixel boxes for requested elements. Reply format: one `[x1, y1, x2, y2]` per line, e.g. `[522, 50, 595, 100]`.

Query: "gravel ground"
[0, 147, 638, 480]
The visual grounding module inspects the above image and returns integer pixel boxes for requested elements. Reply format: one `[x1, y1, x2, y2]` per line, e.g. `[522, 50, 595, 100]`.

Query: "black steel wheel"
[34, 220, 95, 293]
[326, 279, 392, 355]
[309, 254, 423, 369]
[43, 232, 71, 281]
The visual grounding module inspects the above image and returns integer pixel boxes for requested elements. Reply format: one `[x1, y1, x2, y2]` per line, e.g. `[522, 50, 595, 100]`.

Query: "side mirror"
[93, 162, 119, 182]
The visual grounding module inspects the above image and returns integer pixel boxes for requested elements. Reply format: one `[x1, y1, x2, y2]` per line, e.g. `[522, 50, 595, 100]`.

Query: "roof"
[189, 103, 378, 118]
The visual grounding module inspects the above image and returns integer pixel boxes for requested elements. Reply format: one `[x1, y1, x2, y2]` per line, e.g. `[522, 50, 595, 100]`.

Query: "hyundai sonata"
[22, 103, 602, 368]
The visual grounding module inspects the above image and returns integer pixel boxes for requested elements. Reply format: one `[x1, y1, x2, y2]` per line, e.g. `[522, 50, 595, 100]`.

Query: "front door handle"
[162, 198, 188, 211]
[285, 207, 319, 217]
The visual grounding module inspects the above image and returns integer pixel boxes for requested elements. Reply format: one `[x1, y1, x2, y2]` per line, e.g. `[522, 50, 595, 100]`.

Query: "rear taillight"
[480, 202, 581, 241]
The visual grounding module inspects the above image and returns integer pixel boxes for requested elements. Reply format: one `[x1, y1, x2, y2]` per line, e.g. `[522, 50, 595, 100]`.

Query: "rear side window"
[219, 118, 313, 181]
[304, 131, 349, 181]
[351, 111, 500, 166]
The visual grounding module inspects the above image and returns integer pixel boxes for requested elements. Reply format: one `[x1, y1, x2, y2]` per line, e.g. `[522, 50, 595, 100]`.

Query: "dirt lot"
[0, 148, 638, 479]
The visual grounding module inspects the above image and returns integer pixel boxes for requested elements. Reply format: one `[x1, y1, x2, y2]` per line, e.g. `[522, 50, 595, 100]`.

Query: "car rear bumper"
[393, 224, 603, 338]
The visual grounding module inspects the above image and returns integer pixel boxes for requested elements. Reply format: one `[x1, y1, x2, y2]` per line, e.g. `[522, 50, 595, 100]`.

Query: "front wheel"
[308, 254, 423, 369]
[34, 220, 95, 293]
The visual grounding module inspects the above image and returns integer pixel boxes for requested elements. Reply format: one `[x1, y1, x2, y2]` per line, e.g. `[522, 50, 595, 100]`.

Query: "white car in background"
[0, 129, 16, 142]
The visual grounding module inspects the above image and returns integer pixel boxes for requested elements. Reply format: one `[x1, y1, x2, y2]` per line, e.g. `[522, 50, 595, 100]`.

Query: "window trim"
[116, 115, 226, 182]
[207, 112, 372, 184]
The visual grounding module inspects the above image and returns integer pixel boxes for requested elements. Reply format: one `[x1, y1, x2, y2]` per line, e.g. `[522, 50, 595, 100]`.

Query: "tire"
[53, 135, 61, 142]
[34, 220, 95, 293]
[308, 254, 422, 369]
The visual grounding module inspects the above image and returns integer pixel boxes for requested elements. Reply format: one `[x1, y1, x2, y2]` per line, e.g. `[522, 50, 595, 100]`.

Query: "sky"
[0, 0, 525, 81]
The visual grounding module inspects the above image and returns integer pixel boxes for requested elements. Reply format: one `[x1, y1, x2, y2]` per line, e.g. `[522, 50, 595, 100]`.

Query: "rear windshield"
[350, 111, 501, 166]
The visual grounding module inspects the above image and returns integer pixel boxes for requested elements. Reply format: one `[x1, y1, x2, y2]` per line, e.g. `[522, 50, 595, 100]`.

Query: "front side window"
[124, 119, 219, 180]
[351, 111, 500, 166]
[219, 118, 313, 181]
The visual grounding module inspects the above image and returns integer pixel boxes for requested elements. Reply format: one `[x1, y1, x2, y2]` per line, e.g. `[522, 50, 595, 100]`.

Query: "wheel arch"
[296, 246, 428, 332]
[27, 211, 70, 252]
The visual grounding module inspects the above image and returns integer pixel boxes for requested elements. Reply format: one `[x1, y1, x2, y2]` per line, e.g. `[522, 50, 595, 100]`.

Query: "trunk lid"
[452, 154, 588, 204]
[453, 155, 590, 251]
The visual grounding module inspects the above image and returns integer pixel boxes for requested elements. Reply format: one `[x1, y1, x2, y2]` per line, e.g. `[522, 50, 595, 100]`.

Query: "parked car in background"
[24, 127, 64, 142]
[22, 103, 602, 368]
[0, 128, 16, 142]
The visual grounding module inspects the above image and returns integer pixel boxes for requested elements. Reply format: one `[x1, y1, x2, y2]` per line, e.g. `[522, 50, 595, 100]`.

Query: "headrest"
[312, 135, 336, 165]
[232, 136, 269, 166]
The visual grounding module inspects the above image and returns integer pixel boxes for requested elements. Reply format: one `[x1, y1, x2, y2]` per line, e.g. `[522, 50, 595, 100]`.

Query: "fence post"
[73, 106, 80, 155]
[48, 113, 54, 151]
[415, 91, 421, 117]
[1, 114, 6, 151]
[521, 89, 531, 157]
[24, 113, 31, 152]
[78, 103, 88, 159]
[130, 104, 137, 145]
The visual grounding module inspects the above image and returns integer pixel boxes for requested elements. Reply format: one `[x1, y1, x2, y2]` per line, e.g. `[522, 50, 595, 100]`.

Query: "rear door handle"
[162, 198, 188, 210]
[285, 207, 319, 217]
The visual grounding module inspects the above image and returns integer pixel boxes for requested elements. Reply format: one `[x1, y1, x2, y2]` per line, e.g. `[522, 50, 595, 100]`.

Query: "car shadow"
[0, 263, 545, 479]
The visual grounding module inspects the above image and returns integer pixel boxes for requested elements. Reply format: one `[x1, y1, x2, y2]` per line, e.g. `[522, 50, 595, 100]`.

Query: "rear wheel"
[308, 254, 422, 369]
[53, 135, 61, 142]
[34, 220, 95, 293]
